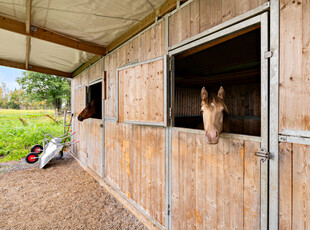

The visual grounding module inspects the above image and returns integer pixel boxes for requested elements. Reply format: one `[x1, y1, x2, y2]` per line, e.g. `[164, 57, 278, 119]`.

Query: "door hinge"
[264, 51, 273, 59]
[167, 204, 171, 216]
[169, 107, 172, 120]
[255, 148, 271, 162]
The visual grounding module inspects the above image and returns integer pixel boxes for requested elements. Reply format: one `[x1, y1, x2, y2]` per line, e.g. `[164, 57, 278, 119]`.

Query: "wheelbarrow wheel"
[56, 151, 63, 160]
[31, 144, 43, 154]
[25, 152, 39, 164]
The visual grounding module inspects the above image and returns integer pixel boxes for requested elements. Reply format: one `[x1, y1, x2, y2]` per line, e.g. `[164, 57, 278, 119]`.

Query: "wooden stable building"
[0, 0, 309, 229]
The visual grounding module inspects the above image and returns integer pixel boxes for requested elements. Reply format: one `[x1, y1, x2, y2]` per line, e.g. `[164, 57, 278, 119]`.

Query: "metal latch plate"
[255, 148, 271, 162]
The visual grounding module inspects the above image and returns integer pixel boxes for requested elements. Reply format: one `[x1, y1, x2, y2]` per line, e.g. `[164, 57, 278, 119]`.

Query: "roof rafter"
[0, 58, 72, 78]
[0, 15, 106, 56]
[25, 0, 32, 69]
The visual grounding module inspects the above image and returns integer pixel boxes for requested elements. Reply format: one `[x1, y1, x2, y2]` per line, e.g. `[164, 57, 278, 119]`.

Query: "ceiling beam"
[0, 15, 106, 56]
[107, 0, 181, 52]
[25, 0, 32, 69]
[0, 58, 72, 78]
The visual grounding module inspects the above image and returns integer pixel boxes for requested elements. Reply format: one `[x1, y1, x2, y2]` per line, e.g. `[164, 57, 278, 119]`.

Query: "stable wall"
[278, 1, 310, 229]
[71, 0, 310, 229]
[279, 0, 310, 132]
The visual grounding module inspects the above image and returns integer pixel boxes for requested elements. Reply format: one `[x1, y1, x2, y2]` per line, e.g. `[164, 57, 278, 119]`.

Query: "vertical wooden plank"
[235, 0, 251, 15]
[129, 66, 136, 121]
[190, 0, 200, 37]
[168, 8, 176, 47]
[181, 3, 191, 42]
[216, 139, 225, 229]
[186, 132, 196, 229]
[179, 131, 187, 230]
[292, 144, 310, 230]
[211, 0, 222, 27]
[243, 141, 260, 229]
[222, 138, 231, 228]
[222, 0, 235, 21]
[117, 122, 122, 190]
[141, 62, 148, 121]
[229, 139, 244, 229]
[132, 125, 139, 203]
[153, 127, 160, 223]
[105, 121, 110, 180]
[140, 126, 146, 211]
[171, 130, 180, 229]
[279, 142, 292, 230]
[302, 0, 310, 130]
[155, 60, 164, 122]
[160, 20, 165, 57]
[204, 137, 217, 228]
[118, 70, 124, 123]
[160, 129, 166, 225]
[279, 0, 303, 131]
[112, 52, 117, 118]
[149, 127, 157, 219]
[199, 0, 211, 32]
[195, 134, 205, 229]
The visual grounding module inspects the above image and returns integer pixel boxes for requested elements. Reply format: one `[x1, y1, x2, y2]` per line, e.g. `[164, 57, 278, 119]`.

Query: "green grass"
[0, 109, 67, 162]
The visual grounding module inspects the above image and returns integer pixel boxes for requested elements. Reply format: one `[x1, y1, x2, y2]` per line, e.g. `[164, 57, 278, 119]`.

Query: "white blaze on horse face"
[201, 87, 227, 144]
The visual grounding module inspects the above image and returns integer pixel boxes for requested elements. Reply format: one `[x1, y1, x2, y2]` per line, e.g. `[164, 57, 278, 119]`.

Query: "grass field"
[0, 109, 67, 162]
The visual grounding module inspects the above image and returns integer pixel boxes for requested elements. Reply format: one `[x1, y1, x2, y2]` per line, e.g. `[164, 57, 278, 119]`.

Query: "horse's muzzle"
[78, 116, 84, 122]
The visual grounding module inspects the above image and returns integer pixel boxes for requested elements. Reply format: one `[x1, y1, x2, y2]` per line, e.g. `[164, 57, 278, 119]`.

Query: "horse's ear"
[90, 100, 95, 106]
[217, 86, 225, 99]
[201, 87, 208, 104]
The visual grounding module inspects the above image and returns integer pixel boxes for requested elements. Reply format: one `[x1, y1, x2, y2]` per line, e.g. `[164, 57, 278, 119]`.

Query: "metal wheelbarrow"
[25, 132, 78, 168]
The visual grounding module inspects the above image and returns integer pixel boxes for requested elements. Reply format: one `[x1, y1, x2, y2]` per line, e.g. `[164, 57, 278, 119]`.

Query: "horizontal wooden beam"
[72, 55, 101, 77]
[107, 0, 179, 52]
[0, 58, 72, 78]
[0, 15, 106, 55]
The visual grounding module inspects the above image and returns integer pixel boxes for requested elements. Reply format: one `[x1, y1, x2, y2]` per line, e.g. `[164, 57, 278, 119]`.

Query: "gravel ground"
[0, 154, 145, 229]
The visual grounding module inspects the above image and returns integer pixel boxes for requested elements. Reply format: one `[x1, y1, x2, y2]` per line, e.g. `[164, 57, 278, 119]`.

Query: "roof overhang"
[0, 0, 179, 78]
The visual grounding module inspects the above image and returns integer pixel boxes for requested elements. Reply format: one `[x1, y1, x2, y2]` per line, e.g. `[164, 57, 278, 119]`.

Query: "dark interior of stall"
[88, 82, 102, 119]
[174, 28, 261, 136]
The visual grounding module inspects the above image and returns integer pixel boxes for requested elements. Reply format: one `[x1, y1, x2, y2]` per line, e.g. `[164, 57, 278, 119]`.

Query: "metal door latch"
[255, 148, 271, 162]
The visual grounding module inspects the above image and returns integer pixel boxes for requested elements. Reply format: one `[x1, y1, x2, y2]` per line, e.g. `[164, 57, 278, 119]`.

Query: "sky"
[0, 66, 24, 91]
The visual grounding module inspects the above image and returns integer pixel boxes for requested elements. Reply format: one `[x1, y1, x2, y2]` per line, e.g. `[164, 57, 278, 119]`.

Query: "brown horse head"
[78, 100, 96, 122]
[201, 86, 228, 144]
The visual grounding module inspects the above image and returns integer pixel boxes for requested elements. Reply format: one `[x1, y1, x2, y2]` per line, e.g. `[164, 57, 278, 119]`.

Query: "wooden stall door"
[117, 57, 167, 126]
[87, 119, 102, 176]
[73, 86, 88, 164]
[170, 132, 262, 229]
[169, 13, 270, 229]
[104, 121, 166, 227]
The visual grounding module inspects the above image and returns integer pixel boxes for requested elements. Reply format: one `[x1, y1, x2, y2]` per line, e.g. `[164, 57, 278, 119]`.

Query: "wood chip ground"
[0, 154, 146, 229]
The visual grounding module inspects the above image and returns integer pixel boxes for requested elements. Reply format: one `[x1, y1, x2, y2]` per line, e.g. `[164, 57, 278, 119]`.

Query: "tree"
[7, 89, 25, 109]
[0, 82, 9, 108]
[17, 72, 71, 111]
